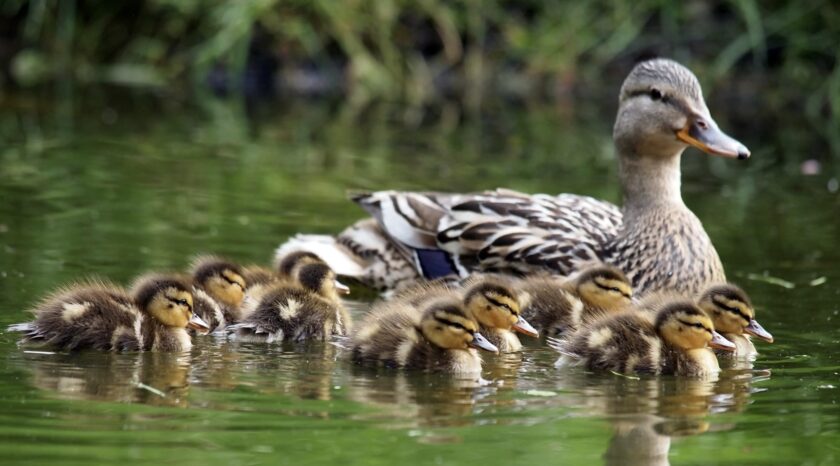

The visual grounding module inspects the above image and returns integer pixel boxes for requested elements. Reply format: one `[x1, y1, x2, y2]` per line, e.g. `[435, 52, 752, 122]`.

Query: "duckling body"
[229, 262, 350, 342]
[277, 59, 750, 296]
[520, 265, 633, 338]
[351, 298, 498, 374]
[554, 300, 735, 376]
[10, 276, 208, 352]
[392, 275, 537, 352]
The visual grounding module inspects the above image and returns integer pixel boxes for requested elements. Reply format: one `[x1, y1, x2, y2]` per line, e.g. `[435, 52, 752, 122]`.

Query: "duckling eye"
[486, 297, 517, 315]
[649, 88, 663, 101]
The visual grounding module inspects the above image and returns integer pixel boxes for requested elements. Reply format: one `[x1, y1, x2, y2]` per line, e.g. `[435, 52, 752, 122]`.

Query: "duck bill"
[512, 316, 539, 338]
[188, 313, 211, 333]
[676, 116, 750, 160]
[470, 332, 499, 353]
[334, 279, 351, 295]
[745, 319, 774, 343]
[708, 330, 737, 351]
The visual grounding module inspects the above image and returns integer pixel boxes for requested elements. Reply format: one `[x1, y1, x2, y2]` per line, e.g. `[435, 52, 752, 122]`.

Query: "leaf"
[746, 273, 796, 289]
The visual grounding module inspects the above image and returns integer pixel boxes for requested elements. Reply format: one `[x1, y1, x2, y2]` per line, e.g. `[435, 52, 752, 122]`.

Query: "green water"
[1, 90, 839, 465]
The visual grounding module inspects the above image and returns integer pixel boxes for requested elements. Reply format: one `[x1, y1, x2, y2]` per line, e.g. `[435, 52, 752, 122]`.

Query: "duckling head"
[133, 275, 209, 332]
[573, 265, 633, 313]
[614, 58, 749, 162]
[192, 257, 246, 308]
[296, 263, 351, 298]
[419, 300, 499, 353]
[655, 301, 735, 352]
[698, 284, 773, 343]
[275, 250, 324, 279]
[463, 279, 538, 338]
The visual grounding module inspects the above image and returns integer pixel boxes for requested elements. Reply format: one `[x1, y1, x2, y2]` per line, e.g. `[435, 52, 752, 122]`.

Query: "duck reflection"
[549, 366, 770, 466]
[21, 350, 191, 406]
[346, 367, 482, 428]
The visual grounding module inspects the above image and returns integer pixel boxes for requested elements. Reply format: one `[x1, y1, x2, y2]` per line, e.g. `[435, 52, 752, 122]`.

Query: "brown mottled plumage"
[10, 275, 208, 352]
[520, 264, 633, 338]
[553, 300, 735, 376]
[229, 263, 350, 342]
[351, 297, 498, 374]
[278, 59, 750, 297]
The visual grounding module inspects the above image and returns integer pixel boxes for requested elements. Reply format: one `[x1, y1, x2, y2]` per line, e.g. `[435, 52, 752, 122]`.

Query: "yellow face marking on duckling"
[659, 312, 715, 351]
[205, 270, 246, 308]
[61, 302, 91, 322]
[700, 294, 754, 335]
[420, 308, 480, 350]
[148, 288, 195, 328]
[466, 290, 521, 330]
[578, 276, 633, 312]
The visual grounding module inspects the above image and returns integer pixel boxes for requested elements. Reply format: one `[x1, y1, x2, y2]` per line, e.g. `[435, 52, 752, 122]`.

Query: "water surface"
[1, 90, 838, 465]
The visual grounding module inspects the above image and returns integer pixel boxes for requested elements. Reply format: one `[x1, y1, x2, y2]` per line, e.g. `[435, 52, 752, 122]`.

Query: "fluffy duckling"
[243, 251, 350, 307]
[696, 284, 773, 357]
[520, 264, 633, 338]
[190, 256, 247, 330]
[229, 262, 351, 342]
[351, 297, 499, 374]
[10, 275, 209, 352]
[553, 300, 736, 376]
[391, 276, 539, 352]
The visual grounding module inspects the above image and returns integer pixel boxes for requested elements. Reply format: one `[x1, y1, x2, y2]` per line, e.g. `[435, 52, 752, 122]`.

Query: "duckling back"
[519, 275, 584, 338]
[229, 286, 342, 343]
[11, 283, 144, 352]
[351, 299, 484, 374]
[557, 311, 662, 374]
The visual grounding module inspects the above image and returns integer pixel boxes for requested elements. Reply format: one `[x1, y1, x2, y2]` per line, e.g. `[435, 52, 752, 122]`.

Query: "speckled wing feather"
[354, 189, 622, 278]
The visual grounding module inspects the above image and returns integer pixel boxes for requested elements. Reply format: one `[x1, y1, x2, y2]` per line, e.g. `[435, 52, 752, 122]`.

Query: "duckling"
[9, 275, 209, 352]
[229, 262, 351, 342]
[190, 256, 247, 330]
[391, 275, 539, 352]
[520, 264, 633, 338]
[460, 277, 538, 352]
[245, 250, 351, 298]
[553, 300, 736, 376]
[696, 284, 773, 357]
[351, 297, 499, 374]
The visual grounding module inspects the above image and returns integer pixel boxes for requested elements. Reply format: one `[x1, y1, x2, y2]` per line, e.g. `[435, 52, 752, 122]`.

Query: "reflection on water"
[1, 91, 839, 465]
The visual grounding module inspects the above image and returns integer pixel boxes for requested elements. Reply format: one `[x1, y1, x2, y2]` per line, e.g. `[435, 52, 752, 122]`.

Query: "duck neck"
[618, 150, 685, 214]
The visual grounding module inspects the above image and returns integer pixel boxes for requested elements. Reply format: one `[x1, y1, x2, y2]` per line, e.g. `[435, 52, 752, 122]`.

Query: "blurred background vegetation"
[0, 0, 838, 155]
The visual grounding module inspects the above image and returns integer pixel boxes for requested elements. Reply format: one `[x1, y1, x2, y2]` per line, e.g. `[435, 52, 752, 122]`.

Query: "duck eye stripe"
[486, 297, 516, 314]
[677, 319, 712, 334]
[717, 302, 750, 321]
[434, 317, 472, 334]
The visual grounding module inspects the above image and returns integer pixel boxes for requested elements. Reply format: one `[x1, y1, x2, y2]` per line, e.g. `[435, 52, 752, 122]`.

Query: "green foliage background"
[1, 1, 839, 150]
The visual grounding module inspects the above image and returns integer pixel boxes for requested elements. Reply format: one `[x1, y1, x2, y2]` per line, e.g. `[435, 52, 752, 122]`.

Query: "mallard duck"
[351, 297, 499, 374]
[520, 264, 633, 338]
[696, 283, 773, 357]
[190, 256, 247, 330]
[394, 275, 538, 352]
[553, 300, 736, 376]
[9, 275, 209, 352]
[228, 262, 351, 342]
[277, 59, 750, 296]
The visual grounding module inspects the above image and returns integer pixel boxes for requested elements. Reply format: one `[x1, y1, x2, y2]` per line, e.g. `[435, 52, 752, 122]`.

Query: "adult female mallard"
[278, 59, 750, 296]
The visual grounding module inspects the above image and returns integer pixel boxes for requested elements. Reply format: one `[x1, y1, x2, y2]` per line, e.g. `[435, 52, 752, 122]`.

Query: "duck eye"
[650, 88, 663, 101]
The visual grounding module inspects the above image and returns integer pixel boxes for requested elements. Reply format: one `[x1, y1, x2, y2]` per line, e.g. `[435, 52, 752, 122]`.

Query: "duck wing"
[355, 189, 622, 278]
